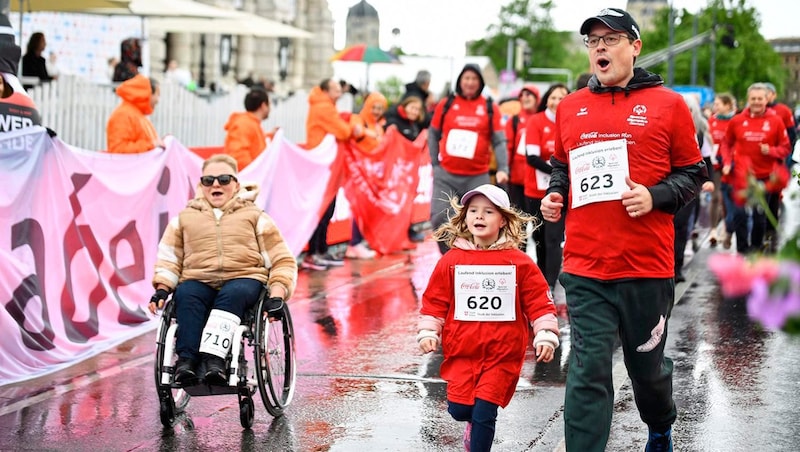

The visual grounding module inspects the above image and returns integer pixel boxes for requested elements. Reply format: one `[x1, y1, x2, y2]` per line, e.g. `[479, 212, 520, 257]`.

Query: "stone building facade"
[150, 0, 335, 95]
[770, 38, 800, 108]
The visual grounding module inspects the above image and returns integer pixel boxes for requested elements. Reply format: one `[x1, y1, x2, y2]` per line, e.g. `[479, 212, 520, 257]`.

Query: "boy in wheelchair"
[148, 154, 298, 386]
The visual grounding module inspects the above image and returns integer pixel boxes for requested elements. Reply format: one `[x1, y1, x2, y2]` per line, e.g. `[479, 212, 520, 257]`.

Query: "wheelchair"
[154, 285, 297, 428]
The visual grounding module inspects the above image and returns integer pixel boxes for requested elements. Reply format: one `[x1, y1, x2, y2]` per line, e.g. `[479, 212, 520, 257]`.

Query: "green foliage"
[466, 0, 588, 87]
[640, 0, 786, 102]
[374, 76, 404, 104]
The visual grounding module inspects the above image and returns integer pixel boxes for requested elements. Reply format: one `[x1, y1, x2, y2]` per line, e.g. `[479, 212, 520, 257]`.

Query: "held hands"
[148, 288, 169, 314]
[540, 192, 564, 222]
[621, 176, 653, 219]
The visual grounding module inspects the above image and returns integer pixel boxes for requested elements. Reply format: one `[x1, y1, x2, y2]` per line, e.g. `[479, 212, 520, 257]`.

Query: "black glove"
[265, 297, 284, 318]
[150, 288, 169, 305]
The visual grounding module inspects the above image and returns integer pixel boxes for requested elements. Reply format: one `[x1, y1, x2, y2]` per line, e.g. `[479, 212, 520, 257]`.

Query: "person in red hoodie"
[540, 8, 705, 451]
[719, 82, 791, 254]
[417, 183, 558, 452]
[707, 92, 737, 248]
[106, 74, 162, 154]
[223, 88, 274, 170]
[428, 64, 508, 255]
[524, 83, 570, 290]
[504, 83, 539, 210]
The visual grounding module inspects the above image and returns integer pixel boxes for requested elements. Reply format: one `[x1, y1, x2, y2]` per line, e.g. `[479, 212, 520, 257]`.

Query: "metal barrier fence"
[28, 76, 310, 150]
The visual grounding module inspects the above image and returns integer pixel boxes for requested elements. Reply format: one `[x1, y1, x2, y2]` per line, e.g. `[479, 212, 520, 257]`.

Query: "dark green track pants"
[560, 272, 677, 452]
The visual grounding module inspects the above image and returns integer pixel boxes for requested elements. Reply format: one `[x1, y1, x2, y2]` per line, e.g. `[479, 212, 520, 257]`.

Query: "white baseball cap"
[460, 184, 510, 209]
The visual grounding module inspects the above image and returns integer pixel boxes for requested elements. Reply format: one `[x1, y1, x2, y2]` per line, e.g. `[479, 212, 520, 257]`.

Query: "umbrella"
[330, 44, 399, 91]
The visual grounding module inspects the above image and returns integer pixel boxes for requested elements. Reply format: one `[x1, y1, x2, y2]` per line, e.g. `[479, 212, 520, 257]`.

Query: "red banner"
[342, 128, 429, 255]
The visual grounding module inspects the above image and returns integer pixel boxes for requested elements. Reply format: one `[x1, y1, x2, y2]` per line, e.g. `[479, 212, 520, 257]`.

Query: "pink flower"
[708, 253, 780, 298]
[747, 262, 800, 330]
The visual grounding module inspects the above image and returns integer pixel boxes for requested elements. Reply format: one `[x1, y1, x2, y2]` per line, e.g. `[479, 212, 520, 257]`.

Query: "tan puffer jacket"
[152, 184, 297, 299]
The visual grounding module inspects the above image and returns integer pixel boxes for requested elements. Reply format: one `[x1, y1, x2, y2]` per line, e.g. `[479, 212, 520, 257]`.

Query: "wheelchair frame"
[154, 286, 297, 428]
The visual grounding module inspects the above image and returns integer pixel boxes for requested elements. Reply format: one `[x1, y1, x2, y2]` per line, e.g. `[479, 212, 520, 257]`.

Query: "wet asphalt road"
[0, 237, 798, 451]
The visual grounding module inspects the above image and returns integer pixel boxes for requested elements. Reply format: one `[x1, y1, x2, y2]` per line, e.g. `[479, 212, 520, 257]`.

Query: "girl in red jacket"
[417, 184, 559, 451]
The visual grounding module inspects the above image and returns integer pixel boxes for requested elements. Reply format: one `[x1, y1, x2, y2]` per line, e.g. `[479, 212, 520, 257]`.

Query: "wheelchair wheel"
[154, 299, 190, 427]
[239, 394, 255, 429]
[254, 302, 296, 417]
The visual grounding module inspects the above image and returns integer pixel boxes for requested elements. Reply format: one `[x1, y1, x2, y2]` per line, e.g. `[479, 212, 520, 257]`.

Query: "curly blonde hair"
[432, 195, 539, 248]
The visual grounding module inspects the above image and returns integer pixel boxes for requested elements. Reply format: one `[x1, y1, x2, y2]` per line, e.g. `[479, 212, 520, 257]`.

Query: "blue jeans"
[174, 278, 263, 361]
[447, 398, 498, 452]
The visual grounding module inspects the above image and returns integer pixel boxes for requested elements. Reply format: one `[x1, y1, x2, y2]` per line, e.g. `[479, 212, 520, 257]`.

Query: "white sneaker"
[346, 243, 376, 259]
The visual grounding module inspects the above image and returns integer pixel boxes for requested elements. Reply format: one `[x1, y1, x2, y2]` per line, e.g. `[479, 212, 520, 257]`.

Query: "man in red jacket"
[540, 8, 706, 452]
[719, 82, 791, 254]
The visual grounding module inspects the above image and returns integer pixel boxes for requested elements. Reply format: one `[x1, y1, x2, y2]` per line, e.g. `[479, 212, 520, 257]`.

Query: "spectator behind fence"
[223, 88, 275, 170]
[106, 74, 163, 154]
[21, 32, 54, 90]
[113, 38, 142, 83]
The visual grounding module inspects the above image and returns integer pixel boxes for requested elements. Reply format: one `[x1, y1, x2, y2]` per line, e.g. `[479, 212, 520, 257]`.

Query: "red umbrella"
[330, 44, 400, 90]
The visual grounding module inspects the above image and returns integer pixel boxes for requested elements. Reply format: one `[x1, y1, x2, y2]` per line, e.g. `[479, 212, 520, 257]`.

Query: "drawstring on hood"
[587, 67, 663, 104]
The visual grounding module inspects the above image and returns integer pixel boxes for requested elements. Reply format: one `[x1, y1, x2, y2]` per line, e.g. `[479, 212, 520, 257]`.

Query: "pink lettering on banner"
[460, 282, 480, 290]
[0, 128, 335, 385]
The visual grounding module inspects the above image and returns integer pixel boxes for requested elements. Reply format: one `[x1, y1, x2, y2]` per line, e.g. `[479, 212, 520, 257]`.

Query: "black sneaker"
[645, 427, 673, 452]
[174, 357, 197, 384]
[203, 355, 228, 386]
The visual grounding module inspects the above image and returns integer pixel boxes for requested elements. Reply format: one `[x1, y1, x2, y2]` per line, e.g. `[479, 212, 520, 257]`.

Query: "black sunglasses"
[200, 174, 238, 187]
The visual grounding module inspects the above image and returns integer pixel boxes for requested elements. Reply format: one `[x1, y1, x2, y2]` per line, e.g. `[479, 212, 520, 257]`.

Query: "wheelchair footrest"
[184, 382, 240, 397]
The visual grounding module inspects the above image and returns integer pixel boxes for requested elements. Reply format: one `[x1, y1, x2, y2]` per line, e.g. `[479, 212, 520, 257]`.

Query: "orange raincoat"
[106, 74, 158, 154]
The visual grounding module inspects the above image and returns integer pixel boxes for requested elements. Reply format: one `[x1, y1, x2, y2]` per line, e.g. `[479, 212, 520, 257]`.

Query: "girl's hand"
[419, 337, 437, 354]
[536, 344, 555, 363]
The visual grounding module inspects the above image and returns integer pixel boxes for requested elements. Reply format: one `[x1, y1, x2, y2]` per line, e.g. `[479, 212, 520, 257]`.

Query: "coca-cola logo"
[580, 131, 598, 140]
[574, 161, 591, 176]
[460, 282, 480, 290]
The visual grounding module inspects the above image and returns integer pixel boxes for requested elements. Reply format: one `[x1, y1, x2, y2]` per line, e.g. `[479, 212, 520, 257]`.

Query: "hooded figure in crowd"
[106, 74, 163, 153]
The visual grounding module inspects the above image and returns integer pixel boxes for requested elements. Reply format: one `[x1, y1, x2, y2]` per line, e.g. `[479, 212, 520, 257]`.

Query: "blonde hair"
[433, 195, 537, 248]
[202, 154, 238, 174]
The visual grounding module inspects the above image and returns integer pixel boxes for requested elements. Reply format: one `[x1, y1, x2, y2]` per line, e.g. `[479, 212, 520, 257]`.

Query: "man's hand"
[495, 170, 509, 185]
[621, 176, 653, 218]
[540, 192, 564, 222]
[149, 288, 169, 314]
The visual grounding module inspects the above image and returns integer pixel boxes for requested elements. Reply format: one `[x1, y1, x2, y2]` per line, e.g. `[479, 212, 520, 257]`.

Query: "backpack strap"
[437, 93, 456, 129]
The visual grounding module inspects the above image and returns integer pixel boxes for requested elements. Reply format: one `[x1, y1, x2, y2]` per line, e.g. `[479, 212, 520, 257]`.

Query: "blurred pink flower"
[707, 253, 780, 298]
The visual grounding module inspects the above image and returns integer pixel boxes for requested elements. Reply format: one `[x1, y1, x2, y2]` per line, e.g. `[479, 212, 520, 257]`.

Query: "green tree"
[467, 0, 588, 86]
[640, 0, 786, 102]
[375, 76, 404, 104]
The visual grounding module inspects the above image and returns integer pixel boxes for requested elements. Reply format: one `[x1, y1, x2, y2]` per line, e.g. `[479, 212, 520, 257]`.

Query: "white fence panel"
[28, 76, 310, 151]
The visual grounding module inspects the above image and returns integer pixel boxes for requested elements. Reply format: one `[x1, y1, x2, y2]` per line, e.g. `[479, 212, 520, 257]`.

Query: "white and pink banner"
[0, 127, 334, 386]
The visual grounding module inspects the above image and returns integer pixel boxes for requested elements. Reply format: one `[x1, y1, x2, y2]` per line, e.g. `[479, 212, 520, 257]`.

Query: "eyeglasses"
[583, 34, 632, 48]
[200, 174, 238, 187]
